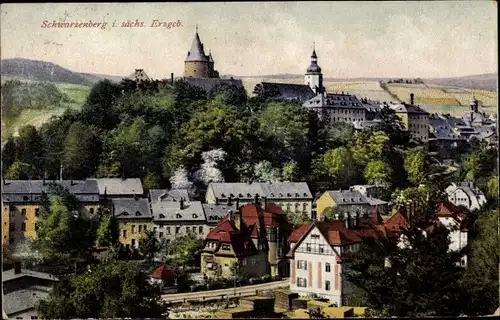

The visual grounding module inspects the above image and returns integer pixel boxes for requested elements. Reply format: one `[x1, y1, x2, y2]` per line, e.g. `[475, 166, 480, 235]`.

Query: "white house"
[445, 182, 487, 211]
[286, 217, 389, 306]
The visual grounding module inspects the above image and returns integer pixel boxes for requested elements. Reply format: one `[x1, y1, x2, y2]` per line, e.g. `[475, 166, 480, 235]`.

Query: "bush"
[261, 274, 272, 283]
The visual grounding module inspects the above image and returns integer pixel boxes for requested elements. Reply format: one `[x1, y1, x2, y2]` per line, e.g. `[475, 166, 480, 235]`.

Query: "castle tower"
[304, 44, 323, 95]
[184, 26, 219, 78]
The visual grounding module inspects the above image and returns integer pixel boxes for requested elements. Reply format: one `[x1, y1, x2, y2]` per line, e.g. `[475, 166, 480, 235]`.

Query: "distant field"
[1, 81, 90, 143]
[325, 81, 396, 102]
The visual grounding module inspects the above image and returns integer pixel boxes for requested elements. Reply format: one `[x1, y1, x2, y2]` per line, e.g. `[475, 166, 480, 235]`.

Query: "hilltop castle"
[184, 26, 220, 78]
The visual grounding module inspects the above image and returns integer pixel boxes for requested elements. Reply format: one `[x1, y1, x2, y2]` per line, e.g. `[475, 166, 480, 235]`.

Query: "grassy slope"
[1, 82, 90, 143]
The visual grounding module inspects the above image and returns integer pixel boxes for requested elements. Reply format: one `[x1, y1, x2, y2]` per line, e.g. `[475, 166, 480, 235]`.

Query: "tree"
[287, 211, 310, 227]
[193, 149, 226, 186]
[325, 122, 356, 149]
[350, 131, 389, 167]
[139, 230, 161, 263]
[162, 234, 204, 270]
[459, 208, 500, 315]
[485, 176, 499, 203]
[81, 79, 121, 129]
[404, 147, 427, 186]
[323, 206, 343, 221]
[282, 160, 300, 182]
[35, 184, 96, 263]
[15, 125, 44, 178]
[37, 261, 165, 319]
[254, 160, 282, 182]
[95, 210, 119, 247]
[62, 122, 102, 179]
[169, 166, 194, 191]
[320, 147, 358, 187]
[344, 197, 465, 317]
[374, 106, 411, 147]
[364, 160, 393, 186]
[1, 136, 16, 173]
[4, 161, 27, 180]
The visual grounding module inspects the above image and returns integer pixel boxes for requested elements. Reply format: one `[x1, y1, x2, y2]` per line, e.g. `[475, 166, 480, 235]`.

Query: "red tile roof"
[151, 264, 176, 279]
[436, 201, 466, 220]
[289, 223, 311, 242]
[206, 216, 238, 242]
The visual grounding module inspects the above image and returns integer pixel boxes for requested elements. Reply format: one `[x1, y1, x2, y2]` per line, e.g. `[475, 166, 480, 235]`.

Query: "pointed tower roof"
[185, 27, 209, 62]
[208, 50, 214, 63]
[306, 47, 322, 74]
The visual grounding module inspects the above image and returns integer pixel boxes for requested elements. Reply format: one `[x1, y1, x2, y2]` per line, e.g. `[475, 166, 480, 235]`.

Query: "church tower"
[304, 45, 323, 95]
[184, 26, 219, 78]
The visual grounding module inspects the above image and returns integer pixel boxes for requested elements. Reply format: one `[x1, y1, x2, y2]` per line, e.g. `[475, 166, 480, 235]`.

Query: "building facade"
[445, 182, 487, 211]
[390, 96, 430, 142]
[205, 182, 313, 218]
[2, 180, 100, 247]
[303, 93, 368, 127]
[315, 190, 372, 219]
[112, 197, 153, 249]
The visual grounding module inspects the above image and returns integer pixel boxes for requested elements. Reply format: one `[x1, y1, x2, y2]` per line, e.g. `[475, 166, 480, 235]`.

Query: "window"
[186, 226, 190, 233]
[21, 222, 26, 231]
[89, 208, 94, 214]
[9, 223, 15, 232]
[144, 225, 147, 231]
[123, 230, 127, 238]
[325, 263, 331, 272]
[319, 245, 324, 253]
[10, 210, 15, 217]
[21, 208, 26, 216]
[131, 239, 136, 247]
[154, 227, 157, 232]
[35, 208, 40, 217]
[35, 223, 39, 231]
[311, 234, 320, 239]
[131, 225, 136, 234]
[138, 225, 142, 233]
[306, 244, 311, 252]
[252, 259, 256, 265]
[297, 260, 307, 270]
[297, 277, 307, 288]
[159, 232, 163, 238]
[199, 226, 203, 234]
[166, 227, 171, 234]
[221, 244, 231, 250]
[242, 259, 247, 266]
[175, 226, 180, 234]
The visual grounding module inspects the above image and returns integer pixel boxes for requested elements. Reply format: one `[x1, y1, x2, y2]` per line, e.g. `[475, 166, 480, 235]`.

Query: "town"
[2, 5, 499, 320]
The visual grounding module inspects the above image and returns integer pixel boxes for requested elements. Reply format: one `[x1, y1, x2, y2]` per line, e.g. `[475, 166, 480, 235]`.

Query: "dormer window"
[135, 211, 141, 216]
[303, 193, 308, 197]
[121, 211, 129, 216]
[351, 198, 354, 202]
[176, 213, 182, 219]
[295, 193, 300, 197]
[192, 213, 198, 219]
[270, 193, 275, 197]
[247, 193, 251, 197]
[239, 193, 243, 197]
[279, 193, 283, 197]
[221, 193, 226, 198]
[287, 193, 292, 197]
[159, 214, 165, 219]
[230, 193, 234, 198]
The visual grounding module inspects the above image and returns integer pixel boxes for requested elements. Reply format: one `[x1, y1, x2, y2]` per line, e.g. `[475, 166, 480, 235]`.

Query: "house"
[303, 92, 368, 127]
[384, 202, 469, 266]
[350, 185, 390, 202]
[200, 198, 293, 279]
[390, 94, 430, 142]
[127, 69, 150, 83]
[1, 180, 100, 247]
[445, 181, 487, 211]
[151, 197, 206, 244]
[287, 212, 390, 306]
[149, 189, 190, 202]
[315, 190, 371, 219]
[184, 27, 219, 78]
[112, 197, 152, 249]
[150, 264, 178, 293]
[200, 214, 267, 280]
[205, 182, 313, 218]
[2, 262, 59, 319]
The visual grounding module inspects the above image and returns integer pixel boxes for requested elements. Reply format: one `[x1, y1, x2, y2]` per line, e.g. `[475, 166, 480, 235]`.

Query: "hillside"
[424, 73, 497, 91]
[1, 58, 124, 85]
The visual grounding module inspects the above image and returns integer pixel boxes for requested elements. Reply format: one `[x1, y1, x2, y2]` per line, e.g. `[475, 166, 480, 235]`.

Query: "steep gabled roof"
[151, 264, 176, 279]
[185, 32, 209, 62]
[261, 82, 316, 103]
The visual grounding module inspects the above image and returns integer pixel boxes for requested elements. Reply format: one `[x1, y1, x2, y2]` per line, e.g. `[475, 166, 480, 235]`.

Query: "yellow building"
[184, 26, 219, 79]
[112, 198, 153, 249]
[316, 190, 371, 219]
[390, 95, 430, 143]
[1, 180, 100, 246]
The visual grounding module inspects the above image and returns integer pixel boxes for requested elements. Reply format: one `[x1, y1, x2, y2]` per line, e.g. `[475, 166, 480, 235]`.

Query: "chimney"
[235, 198, 239, 210]
[355, 212, 360, 227]
[410, 93, 414, 105]
[14, 262, 22, 274]
[254, 193, 259, 205]
[262, 196, 267, 210]
[228, 195, 233, 206]
[345, 214, 351, 229]
[180, 197, 185, 210]
[228, 210, 234, 221]
[171, 72, 174, 84]
[311, 209, 317, 222]
[215, 197, 219, 205]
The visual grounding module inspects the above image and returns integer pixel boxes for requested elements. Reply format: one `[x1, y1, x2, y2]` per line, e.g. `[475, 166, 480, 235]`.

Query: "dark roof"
[89, 178, 144, 196]
[326, 190, 370, 205]
[185, 32, 209, 62]
[3, 288, 51, 316]
[184, 77, 244, 92]
[391, 103, 429, 115]
[208, 182, 313, 201]
[112, 198, 151, 219]
[202, 203, 237, 226]
[2, 180, 99, 203]
[151, 200, 205, 222]
[2, 268, 59, 283]
[149, 189, 190, 203]
[261, 82, 316, 103]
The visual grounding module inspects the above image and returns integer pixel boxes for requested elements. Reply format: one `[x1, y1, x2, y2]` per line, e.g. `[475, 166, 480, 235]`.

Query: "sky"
[0, 2, 498, 79]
